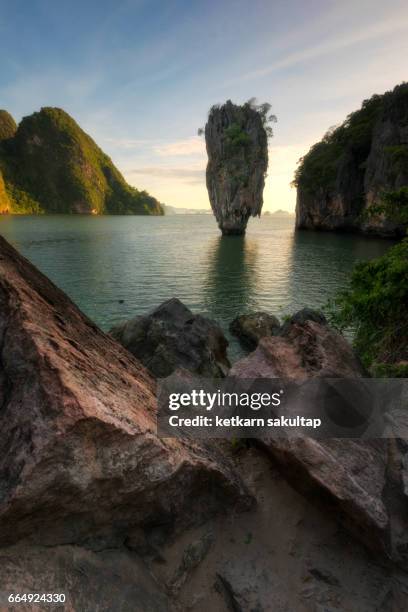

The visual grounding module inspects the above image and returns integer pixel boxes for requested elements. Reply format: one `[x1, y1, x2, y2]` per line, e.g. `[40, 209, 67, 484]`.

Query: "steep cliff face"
[0, 112, 16, 214]
[295, 83, 408, 236]
[205, 100, 268, 235]
[0, 107, 163, 215]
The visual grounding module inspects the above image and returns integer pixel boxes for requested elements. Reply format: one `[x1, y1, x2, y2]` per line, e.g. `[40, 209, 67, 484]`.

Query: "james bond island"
[0, 0, 408, 603]
[203, 99, 275, 235]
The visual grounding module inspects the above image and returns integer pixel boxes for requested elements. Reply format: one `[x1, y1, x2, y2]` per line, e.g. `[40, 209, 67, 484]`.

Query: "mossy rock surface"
[0, 110, 17, 141]
[0, 107, 163, 215]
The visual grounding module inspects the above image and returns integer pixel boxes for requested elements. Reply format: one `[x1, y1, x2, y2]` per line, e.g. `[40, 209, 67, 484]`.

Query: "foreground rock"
[153, 448, 408, 612]
[205, 100, 269, 235]
[2, 446, 406, 611]
[0, 545, 171, 611]
[111, 298, 230, 378]
[0, 236, 251, 551]
[231, 313, 397, 554]
[231, 310, 365, 379]
[0, 249, 407, 609]
[229, 312, 280, 350]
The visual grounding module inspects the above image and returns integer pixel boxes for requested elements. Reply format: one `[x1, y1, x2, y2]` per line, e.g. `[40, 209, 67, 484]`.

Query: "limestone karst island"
[294, 83, 408, 237]
[0, 108, 163, 215]
[0, 1, 407, 610]
[203, 99, 272, 235]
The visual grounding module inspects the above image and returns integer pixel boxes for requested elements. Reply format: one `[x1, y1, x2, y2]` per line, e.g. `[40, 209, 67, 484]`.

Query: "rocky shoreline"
[1, 235, 408, 610]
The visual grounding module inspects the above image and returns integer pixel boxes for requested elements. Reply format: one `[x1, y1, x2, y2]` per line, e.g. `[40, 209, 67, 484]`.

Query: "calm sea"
[0, 214, 394, 359]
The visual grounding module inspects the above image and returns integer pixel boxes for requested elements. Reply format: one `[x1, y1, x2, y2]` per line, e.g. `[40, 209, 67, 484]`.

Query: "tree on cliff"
[198, 98, 276, 138]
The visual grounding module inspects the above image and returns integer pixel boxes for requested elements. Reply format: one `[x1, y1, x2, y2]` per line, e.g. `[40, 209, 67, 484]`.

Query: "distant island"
[162, 204, 211, 215]
[263, 209, 294, 217]
[0, 108, 163, 215]
[162, 205, 294, 216]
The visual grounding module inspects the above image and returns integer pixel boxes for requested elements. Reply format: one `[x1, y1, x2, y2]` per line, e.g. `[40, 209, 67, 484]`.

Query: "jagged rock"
[295, 83, 408, 237]
[110, 298, 230, 378]
[152, 448, 407, 611]
[168, 531, 214, 593]
[0, 236, 252, 549]
[231, 315, 365, 379]
[205, 100, 268, 235]
[282, 307, 327, 329]
[216, 556, 273, 612]
[402, 451, 408, 498]
[308, 567, 341, 586]
[230, 314, 391, 552]
[0, 545, 170, 612]
[229, 312, 281, 350]
[260, 438, 389, 553]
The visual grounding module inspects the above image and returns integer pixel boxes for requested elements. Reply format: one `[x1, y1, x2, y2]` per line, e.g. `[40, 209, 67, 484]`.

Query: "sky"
[0, 0, 407, 211]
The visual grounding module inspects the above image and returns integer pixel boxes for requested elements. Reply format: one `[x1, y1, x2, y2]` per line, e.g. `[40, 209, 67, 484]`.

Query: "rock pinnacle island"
[203, 99, 273, 235]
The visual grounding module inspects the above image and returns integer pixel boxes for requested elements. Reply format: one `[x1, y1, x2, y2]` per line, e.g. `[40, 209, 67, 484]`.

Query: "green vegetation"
[0, 170, 11, 212]
[293, 83, 408, 195]
[385, 145, 408, 177]
[198, 97, 277, 141]
[293, 83, 408, 377]
[364, 187, 408, 227]
[293, 93, 385, 193]
[245, 98, 277, 138]
[329, 189, 408, 377]
[329, 239, 408, 376]
[225, 123, 251, 148]
[292, 136, 343, 193]
[0, 110, 17, 141]
[0, 107, 163, 215]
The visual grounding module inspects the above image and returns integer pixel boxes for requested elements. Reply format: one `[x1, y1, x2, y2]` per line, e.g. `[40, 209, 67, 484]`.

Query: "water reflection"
[285, 229, 395, 312]
[203, 235, 259, 326]
[0, 215, 395, 360]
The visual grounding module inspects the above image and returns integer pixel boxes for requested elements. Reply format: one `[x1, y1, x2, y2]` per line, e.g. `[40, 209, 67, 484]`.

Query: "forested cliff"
[294, 83, 408, 237]
[0, 107, 163, 215]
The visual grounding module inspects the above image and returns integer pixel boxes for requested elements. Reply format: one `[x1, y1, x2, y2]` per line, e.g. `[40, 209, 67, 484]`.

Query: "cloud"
[128, 166, 205, 184]
[153, 137, 205, 157]
[228, 12, 408, 84]
[104, 136, 206, 159]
